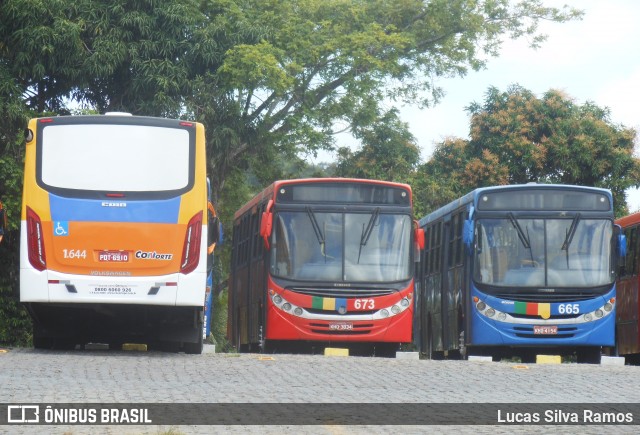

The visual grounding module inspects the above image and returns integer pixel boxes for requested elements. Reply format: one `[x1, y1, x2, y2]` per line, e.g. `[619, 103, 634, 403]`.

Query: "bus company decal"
[513, 301, 551, 319]
[311, 296, 348, 312]
[134, 250, 174, 260]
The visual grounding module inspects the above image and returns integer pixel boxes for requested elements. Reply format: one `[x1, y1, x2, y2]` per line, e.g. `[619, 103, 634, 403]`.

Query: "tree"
[335, 109, 420, 182]
[1, 0, 582, 200]
[185, 0, 581, 201]
[419, 85, 640, 215]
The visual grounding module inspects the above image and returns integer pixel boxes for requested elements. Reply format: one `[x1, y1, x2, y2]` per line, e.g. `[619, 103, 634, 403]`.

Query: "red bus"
[227, 178, 424, 355]
[616, 212, 640, 362]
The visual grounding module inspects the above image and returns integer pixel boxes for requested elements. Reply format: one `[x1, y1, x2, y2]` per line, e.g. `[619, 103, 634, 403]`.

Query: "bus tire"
[33, 336, 53, 350]
[184, 334, 203, 355]
[375, 343, 398, 358]
[576, 347, 601, 364]
[428, 324, 444, 360]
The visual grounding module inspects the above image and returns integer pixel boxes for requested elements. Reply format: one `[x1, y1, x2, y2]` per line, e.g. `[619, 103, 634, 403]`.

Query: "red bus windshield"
[270, 210, 412, 282]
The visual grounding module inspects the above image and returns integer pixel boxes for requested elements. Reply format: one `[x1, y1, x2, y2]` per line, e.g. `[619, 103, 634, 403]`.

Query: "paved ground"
[1, 346, 639, 434]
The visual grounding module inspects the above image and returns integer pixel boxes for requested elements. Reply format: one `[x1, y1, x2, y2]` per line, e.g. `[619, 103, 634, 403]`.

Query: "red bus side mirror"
[414, 227, 425, 250]
[260, 200, 274, 249]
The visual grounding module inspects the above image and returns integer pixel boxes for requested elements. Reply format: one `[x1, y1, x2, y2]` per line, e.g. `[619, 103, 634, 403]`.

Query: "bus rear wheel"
[183, 333, 203, 355]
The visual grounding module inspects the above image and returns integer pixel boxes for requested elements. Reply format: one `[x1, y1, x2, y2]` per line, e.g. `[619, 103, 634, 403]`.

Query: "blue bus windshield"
[473, 217, 613, 288]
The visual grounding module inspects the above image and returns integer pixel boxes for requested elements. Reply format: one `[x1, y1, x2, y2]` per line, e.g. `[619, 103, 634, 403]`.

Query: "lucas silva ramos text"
[498, 409, 633, 424]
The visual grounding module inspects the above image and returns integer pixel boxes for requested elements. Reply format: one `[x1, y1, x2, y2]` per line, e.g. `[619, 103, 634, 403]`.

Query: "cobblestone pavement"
[1, 346, 639, 434]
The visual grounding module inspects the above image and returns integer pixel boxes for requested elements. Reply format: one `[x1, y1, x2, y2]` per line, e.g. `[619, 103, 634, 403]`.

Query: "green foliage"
[186, 0, 581, 201]
[210, 287, 233, 352]
[335, 109, 421, 183]
[0, 284, 32, 347]
[420, 85, 640, 216]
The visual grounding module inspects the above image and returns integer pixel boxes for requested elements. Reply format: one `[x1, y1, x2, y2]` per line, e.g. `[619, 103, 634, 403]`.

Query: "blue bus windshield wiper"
[306, 207, 326, 260]
[508, 213, 535, 265]
[561, 213, 580, 251]
[561, 213, 581, 268]
[358, 208, 380, 263]
[508, 213, 530, 249]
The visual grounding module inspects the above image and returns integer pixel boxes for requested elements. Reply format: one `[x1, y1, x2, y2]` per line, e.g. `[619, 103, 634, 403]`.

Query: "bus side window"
[622, 226, 637, 277]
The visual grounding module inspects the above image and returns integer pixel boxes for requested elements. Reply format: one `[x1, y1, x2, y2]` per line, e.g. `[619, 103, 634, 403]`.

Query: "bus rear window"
[40, 124, 191, 192]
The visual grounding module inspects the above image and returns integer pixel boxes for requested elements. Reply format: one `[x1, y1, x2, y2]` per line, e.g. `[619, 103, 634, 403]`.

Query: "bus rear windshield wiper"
[358, 208, 380, 263]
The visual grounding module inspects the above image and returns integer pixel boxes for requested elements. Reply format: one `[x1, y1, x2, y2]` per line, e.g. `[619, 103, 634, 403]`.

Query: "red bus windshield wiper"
[358, 208, 380, 263]
[306, 207, 326, 261]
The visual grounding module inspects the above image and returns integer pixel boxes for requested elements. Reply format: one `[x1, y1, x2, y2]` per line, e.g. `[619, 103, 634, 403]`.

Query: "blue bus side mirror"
[463, 219, 474, 255]
[618, 234, 627, 258]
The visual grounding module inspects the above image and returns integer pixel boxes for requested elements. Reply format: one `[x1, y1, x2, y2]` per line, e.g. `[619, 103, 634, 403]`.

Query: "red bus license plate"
[533, 325, 557, 335]
[329, 322, 353, 331]
[98, 251, 130, 262]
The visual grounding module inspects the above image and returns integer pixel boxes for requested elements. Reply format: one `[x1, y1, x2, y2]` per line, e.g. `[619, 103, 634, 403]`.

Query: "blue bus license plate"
[533, 325, 557, 335]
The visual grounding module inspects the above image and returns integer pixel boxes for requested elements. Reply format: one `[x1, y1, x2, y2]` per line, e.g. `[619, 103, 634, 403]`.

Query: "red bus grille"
[306, 308, 376, 315]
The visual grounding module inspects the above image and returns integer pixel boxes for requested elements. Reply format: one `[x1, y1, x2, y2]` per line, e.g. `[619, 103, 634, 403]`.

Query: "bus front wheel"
[576, 347, 601, 364]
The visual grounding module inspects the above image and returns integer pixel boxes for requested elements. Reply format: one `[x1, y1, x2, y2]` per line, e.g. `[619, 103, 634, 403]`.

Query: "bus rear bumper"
[20, 268, 206, 306]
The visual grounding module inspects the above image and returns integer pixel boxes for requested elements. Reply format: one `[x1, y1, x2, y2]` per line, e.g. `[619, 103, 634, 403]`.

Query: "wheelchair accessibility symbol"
[54, 221, 69, 236]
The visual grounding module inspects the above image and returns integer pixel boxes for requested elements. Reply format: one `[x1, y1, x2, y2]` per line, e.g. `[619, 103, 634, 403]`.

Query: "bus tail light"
[180, 211, 203, 274]
[26, 207, 47, 271]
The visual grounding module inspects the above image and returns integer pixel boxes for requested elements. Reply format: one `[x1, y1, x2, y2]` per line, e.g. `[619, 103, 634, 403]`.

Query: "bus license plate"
[329, 322, 353, 331]
[533, 325, 557, 335]
[98, 251, 130, 262]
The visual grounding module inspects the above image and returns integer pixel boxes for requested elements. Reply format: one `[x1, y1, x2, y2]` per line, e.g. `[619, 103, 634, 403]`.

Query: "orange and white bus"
[227, 178, 424, 355]
[20, 114, 219, 353]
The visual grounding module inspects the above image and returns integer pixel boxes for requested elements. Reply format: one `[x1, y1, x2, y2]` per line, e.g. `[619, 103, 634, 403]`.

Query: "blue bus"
[415, 184, 626, 363]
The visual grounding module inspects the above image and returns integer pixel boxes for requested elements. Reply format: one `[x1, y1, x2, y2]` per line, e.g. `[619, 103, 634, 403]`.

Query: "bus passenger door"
[440, 211, 465, 356]
[434, 219, 451, 355]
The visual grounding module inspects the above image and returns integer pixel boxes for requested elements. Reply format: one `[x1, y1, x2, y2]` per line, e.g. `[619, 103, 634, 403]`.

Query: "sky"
[322, 0, 640, 211]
